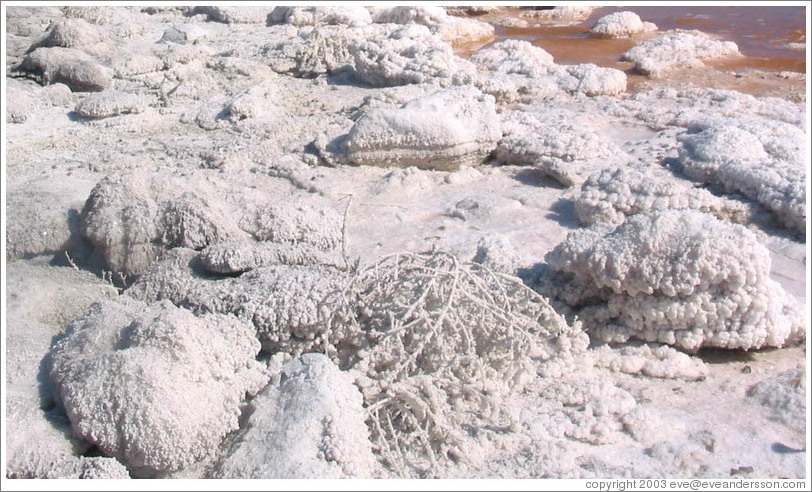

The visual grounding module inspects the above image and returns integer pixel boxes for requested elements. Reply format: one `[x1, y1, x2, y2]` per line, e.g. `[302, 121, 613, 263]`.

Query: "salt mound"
[470, 40, 626, 101]
[30, 17, 107, 49]
[370, 6, 494, 46]
[74, 90, 150, 118]
[127, 249, 348, 354]
[589, 11, 657, 39]
[675, 118, 806, 235]
[269, 6, 373, 27]
[352, 23, 476, 87]
[622, 29, 741, 77]
[20, 46, 113, 92]
[495, 109, 629, 187]
[746, 369, 806, 434]
[80, 174, 245, 277]
[573, 166, 753, 225]
[49, 298, 268, 475]
[5, 176, 94, 260]
[214, 354, 376, 478]
[344, 85, 500, 171]
[544, 210, 805, 352]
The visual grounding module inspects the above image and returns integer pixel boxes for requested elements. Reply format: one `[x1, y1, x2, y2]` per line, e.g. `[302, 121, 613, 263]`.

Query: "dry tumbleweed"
[327, 250, 586, 477]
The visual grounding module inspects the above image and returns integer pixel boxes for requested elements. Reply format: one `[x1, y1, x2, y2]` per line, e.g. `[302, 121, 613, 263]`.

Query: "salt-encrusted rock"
[544, 210, 805, 352]
[5, 259, 122, 478]
[214, 354, 376, 478]
[589, 11, 657, 39]
[29, 17, 107, 50]
[495, 109, 628, 187]
[80, 174, 246, 276]
[622, 29, 741, 77]
[561, 63, 627, 96]
[675, 118, 806, 235]
[472, 234, 521, 274]
[538, 379, 637, 445]
[199, 242, 342, 274]
[520, 6, 596, 25]
[20, 46, 113, 92]
[5, 177, 94, 260]
[369, 6, 494, 46]
[470, 40, 626, 100]
[127, 249, 349, 353]
[49, 297, 269, 475]
[160, 24, 208, 45]
[269, 6, 373, 26]
[6, 84, 36, 123]
[589, 343, 708, 381]
[193, 6, 272, 24]
[75, 90, 149, 118]
[573, 166, 753, 226]
[344, 86, 500, 171]
[352, 23, 476, 87]
[242, 202, 343, 250]
[747, 369, 805, 433]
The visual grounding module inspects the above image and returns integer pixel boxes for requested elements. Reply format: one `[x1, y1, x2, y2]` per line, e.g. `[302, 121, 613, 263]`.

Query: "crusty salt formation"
[352, 23, 476, 87]
[328, 250, 587, 477]
[622, 29, 741, 77]
[675, 117, 806, 235]
[80, 174, 244, 277]
[214, 354, 376, 479]
[470, 39, 627, 101]
[74, 90, 149, 118]
[344, 85, 501, 171]
[126, 248, 348, 354]
[544, 210, 805, 352]
[49, 297, 269, 475]
[572, 166, 753, 225]
[746, 369, 806, 434]
[19, 46, 113, 91]
[495, 109, 628, 187]
[589, 11, 657, 39]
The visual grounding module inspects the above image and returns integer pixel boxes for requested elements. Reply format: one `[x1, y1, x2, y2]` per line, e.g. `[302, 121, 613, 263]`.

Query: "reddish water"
[461, 6, 807, 98]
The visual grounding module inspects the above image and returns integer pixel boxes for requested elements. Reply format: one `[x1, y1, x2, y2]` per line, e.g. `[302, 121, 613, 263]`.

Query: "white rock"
[344, 85, 500, 171]
[622, 29, 741, 77]
[214, 353, 376, 478]
[545, 210, 806, 352]
[590, 11, 657, 39]
[49, 298, 269, 475]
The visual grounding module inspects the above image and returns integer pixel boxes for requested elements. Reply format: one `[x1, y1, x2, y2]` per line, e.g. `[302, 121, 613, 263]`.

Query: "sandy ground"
[2, 4, 809, 486]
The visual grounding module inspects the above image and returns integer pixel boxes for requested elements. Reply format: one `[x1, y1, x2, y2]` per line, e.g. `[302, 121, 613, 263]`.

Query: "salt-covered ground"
[2, 4, 809, 486]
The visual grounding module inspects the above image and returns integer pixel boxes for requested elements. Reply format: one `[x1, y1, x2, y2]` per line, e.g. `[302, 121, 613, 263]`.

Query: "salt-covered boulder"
[269, 6, 373, 26]
[573, 166, 753, 225]
[49, 298, 269, 475]
[495, 109, 628, 187]
[213, 354, 376, 478]
[29, 17, 107, 50]
[127, 249, 349, 354]
[369, 6, 494, 46]
[589, 11, 657, 39]
[622, 29, 741, 77]
[470, 40, 626, 100]
[193, 6, 272, 24]
[344, 85, 499, 171]
[80, 173, 247, 276]
[6, 177, 94, 260]
[747, 369, 806, 434]
[675, 118, 806, 235]
[19, 46, 113, 92]
[5, 259, 123, 478]
[74, 90, 150, 118]
[544, 210, 805, 352]
[352, 23, 476, 87]
[520, 6, 596, 25]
